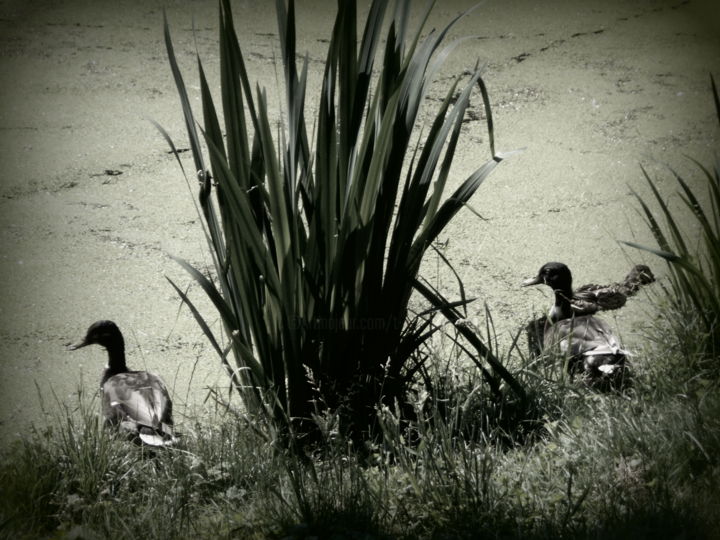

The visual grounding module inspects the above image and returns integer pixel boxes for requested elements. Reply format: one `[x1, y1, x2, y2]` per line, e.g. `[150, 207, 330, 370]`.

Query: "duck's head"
[69, 320, 124, 351]
[626, 264, 655, 285]
[522, 262, 573, 293]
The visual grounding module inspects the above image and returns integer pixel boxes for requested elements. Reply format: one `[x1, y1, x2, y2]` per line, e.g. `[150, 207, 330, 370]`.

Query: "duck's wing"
[102, 372, 175, 445]
[547, 316, 628, 358]
[576, 316, 628, 356]
[568, 297, 600, 316]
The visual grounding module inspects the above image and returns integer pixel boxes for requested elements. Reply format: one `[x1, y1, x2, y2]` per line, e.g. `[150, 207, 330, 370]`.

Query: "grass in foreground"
[2, 326, 719, 539]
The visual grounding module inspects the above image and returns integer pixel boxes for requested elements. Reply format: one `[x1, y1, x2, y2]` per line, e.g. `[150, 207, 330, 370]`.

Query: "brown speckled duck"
[571, 264, 655, 315]
[69, 320, 177, 446]
[522, 262, 630, 386]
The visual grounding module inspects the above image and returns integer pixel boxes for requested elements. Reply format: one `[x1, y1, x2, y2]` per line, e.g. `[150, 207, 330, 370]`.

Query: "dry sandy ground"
[0, 0, 718, 446]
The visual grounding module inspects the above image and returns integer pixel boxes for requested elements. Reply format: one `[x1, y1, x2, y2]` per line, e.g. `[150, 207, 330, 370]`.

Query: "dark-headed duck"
[522, 262, 629, 385]
[69, 320, 177, 446]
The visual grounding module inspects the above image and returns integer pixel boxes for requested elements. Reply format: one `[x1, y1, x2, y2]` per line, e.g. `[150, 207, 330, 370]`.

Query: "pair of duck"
[522, 261, 654, 386]
[68, 262, 652, 444]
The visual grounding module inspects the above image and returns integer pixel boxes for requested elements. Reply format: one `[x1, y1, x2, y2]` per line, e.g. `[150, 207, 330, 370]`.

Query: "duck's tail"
[581, 352, 626, 376]
[575, 353, 629, 390]
[597, 363, 622, 375]
[138, 431, 178, 447]
[583, 344, 630, 357]
[120, 420, 179, 447]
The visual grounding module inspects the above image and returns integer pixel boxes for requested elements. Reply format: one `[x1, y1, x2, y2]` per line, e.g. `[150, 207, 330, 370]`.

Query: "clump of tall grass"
[625, 75, 720, 367]
[159, 0, 524, 446]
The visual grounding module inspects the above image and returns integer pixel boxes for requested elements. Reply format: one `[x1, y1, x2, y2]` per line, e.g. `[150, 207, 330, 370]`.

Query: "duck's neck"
[101, 344, 128, 385]
[550, 286, 574, 322]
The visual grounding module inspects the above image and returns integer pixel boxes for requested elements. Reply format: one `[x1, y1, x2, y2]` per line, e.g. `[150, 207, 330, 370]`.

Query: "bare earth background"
[0, 0, 718, 447]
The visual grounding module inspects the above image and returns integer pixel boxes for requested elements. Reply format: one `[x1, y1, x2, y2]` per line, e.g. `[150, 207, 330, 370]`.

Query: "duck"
[523, 262, 653, 356]
[68, 320, 177, 446]
[522, 262, 629, 386]
[571, 264, 655, 315]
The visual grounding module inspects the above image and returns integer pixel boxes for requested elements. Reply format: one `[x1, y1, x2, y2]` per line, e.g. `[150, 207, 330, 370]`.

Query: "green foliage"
[0, 430, 63, 536]
[160, 0, 523, 444]
[0, 389, 198, 539]
[624, 75, 720, 362]
[3, 335, 720, 540]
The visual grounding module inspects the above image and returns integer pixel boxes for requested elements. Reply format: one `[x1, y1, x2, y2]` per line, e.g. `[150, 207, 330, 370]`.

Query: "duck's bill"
[67, 340, 88, 351]
[522, 276, 542, 287]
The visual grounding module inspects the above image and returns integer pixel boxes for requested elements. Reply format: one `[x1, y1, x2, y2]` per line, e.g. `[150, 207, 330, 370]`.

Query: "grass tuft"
[624, 75, 720, 364]
[160, 0, 524, 446]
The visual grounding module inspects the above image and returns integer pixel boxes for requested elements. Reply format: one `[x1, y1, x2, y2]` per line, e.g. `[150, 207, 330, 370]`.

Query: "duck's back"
[102, 371, 174, 444]
[572, 285, 627, 313]
[546, 315, 627, 358]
